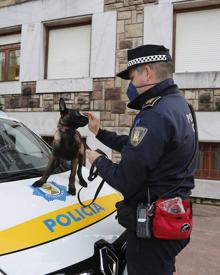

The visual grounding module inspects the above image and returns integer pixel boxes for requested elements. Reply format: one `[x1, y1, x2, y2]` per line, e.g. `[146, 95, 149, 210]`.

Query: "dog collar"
[57, 123, 74, 133]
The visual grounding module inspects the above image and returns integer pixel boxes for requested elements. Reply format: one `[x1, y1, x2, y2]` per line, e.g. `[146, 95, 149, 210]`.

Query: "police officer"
[86, 44, 197, 275]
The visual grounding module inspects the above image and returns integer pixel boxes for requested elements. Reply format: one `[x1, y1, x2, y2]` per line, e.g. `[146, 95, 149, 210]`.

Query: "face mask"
[127, 82, 139, 102]
[126, 81, 159, 102]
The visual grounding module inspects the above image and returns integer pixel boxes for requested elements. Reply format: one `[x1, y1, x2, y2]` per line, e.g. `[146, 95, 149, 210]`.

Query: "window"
[46, 24, 91, 79]
[195, 142, 220, 180]
[174, 6, 220, 73]
[0, 33, 21, 81]
[0, 117, 68, 182]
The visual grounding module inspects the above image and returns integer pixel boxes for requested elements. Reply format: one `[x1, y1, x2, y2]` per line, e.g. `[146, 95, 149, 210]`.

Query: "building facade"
[0, 0, 220, 200]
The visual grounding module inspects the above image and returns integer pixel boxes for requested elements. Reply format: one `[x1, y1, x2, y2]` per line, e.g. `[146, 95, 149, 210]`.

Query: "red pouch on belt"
[152, 197, 192, 240]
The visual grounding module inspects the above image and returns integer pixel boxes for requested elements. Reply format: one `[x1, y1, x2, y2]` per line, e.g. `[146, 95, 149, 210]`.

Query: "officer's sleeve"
[96, 129, 129, 153]
[96, 111, 172, 198]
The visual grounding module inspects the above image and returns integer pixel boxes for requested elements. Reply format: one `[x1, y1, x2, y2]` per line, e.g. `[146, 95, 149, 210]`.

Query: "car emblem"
[31, 181, 68, 202]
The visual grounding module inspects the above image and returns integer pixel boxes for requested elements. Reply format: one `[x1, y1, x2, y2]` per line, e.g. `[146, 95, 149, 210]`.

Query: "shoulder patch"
[130, 127, 148, 146]
[143, 96, 161, 109]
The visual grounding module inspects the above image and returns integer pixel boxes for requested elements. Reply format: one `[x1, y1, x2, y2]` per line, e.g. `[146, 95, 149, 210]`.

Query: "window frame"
[44, 19, 92, 80]
[195, 142, 220, 180]
[172, 2, 220, 72]
[0, 42, 20, 82]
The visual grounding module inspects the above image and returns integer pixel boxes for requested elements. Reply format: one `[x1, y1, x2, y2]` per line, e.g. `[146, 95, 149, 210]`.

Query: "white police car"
[0, 112, 126, 275]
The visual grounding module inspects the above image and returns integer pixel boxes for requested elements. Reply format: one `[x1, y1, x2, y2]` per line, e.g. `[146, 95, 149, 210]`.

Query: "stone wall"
[0, 0, 218, 163]
[0, 0, 30, 8]
[182, 89, 220, 111]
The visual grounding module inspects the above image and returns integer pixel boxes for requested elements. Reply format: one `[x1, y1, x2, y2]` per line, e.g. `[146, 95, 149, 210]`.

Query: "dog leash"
[77, 147, 107, 207]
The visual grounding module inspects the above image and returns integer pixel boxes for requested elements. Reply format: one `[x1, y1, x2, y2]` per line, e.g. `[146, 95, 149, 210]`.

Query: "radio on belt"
[136, 202, 152, 239]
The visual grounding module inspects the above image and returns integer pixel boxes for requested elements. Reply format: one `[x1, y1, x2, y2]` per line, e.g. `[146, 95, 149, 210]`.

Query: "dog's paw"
[32, 179, 45, 187]
[68, 187, 76, 196]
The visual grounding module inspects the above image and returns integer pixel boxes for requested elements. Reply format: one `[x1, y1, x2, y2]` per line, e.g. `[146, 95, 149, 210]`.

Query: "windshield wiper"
[0, 169, 43, 182]
[0, 144, 10, 152]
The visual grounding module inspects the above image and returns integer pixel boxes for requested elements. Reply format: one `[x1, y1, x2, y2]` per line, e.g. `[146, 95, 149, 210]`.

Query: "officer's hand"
[83, 112, 100, 135]
[86, 149, 102, 165]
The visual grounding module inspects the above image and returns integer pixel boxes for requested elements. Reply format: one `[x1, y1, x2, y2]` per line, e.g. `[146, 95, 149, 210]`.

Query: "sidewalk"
[175, 204, 220, 275]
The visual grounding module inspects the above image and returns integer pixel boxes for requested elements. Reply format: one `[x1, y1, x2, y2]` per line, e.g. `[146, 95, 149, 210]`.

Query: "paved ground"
[175, 204, 220, 275]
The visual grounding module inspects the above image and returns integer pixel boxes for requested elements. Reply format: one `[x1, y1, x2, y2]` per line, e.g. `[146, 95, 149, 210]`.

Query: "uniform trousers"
[126, 231, 190, 275]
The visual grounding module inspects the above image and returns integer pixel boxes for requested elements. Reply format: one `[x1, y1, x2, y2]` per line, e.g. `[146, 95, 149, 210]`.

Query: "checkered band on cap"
[128, 55, 167, 67]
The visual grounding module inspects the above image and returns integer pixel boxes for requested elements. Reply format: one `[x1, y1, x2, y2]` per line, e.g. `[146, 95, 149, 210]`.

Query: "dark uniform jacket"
[95, 78, 197, 203]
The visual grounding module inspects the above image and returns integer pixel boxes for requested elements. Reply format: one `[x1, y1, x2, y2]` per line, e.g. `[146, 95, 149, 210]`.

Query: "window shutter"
[175, 8, 220, 73]
[47, 25, 91, 79]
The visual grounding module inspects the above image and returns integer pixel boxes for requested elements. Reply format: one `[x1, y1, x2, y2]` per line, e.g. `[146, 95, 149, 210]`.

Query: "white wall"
[193, 179, 220, 200]
[0, 0, 104, 27]
[20, 23, 43, 82]
[91, 11, 117, 78]
[36, 78, 93, 93]
[196, 112, 220, 142]
[144, 2, 173, 52]
[174, 72, 220, 89]
[0, 0, 117, 94]
[0, 82, 21, 94]
[144, 0, 220, 89]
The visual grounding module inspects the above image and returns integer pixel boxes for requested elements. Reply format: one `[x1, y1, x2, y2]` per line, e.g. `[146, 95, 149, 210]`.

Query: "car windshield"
[0, 117, 68, 182]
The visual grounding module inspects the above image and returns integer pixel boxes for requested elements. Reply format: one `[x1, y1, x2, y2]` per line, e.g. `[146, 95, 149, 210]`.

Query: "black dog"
[32, 98, 88, 195]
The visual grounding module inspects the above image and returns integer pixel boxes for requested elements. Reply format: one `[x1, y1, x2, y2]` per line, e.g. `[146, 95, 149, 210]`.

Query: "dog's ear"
[59, 98, 67, 113]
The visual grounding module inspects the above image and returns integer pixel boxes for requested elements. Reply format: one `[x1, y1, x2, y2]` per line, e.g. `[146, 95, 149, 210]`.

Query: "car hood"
[0, 167, 123, 271]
